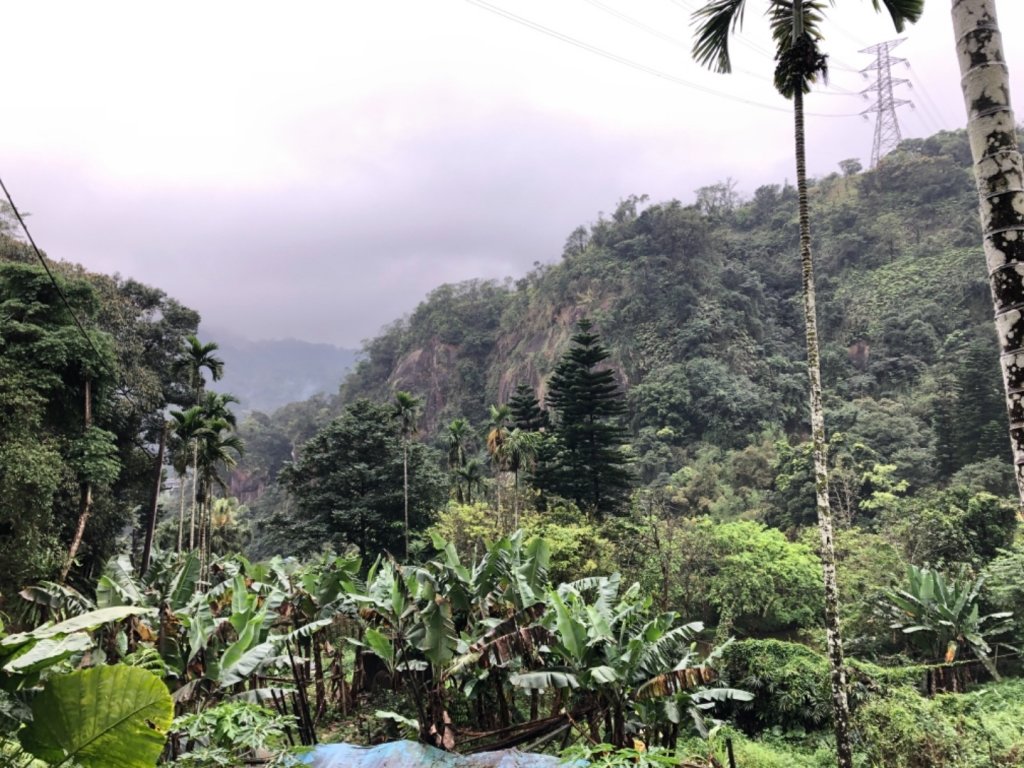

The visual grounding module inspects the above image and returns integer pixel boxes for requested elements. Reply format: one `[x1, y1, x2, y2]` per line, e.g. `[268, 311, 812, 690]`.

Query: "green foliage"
[880, 564, 1013, 675]
[854, 680, 1024, 767]
[717, 640, 831, 733]
[278, 399, 447, 556]
[620, 514, 822, 636]
[19, 665, 173, 768]
[173, 700, 297, 767]
[541, 319, 632, 516]
[880, 488, 1018, 568]
[560, 743, 680, 767]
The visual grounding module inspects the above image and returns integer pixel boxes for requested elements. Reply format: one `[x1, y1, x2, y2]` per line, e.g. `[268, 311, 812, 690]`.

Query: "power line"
[0, 172, 158, 420]
[907, 65, 950, 129]
[466, 0, 861, 118]
[0, 173, 111, 371]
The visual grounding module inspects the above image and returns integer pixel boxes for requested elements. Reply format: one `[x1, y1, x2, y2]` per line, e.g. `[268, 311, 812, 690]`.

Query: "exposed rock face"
[389, 341, 460, 431]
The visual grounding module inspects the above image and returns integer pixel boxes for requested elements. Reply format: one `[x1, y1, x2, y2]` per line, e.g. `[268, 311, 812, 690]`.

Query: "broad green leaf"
[589, 665, 619, 684]
[167, 552, 200, 610]
[220, 612, 262, 673]
[1, 606, 153, 649]
[549, 590, 586, 662]
[3, 634, 93, 676]
[414, 601, 457, 669]
[219, 641, 276, 686]
[361, 628, 395, 668]
[20, 665, 173, 768]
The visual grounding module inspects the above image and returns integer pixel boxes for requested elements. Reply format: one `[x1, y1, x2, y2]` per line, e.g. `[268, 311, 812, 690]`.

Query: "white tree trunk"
[952, 0, 1024, 509]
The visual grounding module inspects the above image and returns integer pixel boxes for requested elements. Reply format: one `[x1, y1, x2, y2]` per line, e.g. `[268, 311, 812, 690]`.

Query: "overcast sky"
[4, 1, 1023, 347]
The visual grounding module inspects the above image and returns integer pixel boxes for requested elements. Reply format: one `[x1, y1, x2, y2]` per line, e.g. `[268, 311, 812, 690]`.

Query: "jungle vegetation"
[2, 125, 1024, 767]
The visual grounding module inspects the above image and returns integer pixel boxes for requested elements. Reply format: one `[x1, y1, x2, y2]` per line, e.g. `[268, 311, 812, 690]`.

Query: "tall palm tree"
[498, 428, 542, 530]
[951, 0, 1024, 509]
[199, 391, 239, 429]
[446, 418, 473, 502]
[691, 2, 922, 766]
[486, 404, 512, 521]
[169, 406, 208, 552]
[392, 391, 422, 559]
[454, 458, 486, 506]
[195, 422, 244, 573]
[177, 334, 224, 403]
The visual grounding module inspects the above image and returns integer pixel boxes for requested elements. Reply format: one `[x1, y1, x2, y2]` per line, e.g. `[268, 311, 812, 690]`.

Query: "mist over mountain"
[201, 326, 359, 414]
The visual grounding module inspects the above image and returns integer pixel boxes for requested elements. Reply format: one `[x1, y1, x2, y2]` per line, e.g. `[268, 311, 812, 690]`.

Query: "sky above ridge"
[3, 0, 1022, 346]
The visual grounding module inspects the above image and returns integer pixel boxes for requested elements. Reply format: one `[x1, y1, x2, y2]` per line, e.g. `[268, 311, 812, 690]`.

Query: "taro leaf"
[20, 665, 173, 768]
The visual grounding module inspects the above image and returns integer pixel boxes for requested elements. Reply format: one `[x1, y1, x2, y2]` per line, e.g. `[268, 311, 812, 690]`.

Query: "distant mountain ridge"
[201, 327, 359, 414]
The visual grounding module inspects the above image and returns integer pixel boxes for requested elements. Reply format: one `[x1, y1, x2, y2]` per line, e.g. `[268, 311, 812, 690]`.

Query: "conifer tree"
[544, 320, 631, 517]
[509, 383, 549, 432]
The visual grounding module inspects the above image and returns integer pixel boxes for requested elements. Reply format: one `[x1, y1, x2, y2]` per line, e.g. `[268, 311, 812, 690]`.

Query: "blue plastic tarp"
[301, 740, 574, 767]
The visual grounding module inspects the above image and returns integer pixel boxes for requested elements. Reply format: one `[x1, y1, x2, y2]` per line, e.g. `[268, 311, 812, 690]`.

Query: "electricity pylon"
[860, 38, 913, 167]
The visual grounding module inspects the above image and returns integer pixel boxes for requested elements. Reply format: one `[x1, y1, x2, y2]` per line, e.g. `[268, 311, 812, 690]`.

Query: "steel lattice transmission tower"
[860, 38, 913, 167]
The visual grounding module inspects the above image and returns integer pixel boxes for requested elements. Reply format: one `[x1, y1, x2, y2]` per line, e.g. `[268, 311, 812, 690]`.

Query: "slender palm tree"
[177, 334, 225, 403]
[454, 459, 486, 505]
[446, 418, 473, 502]
[169, 406, 209, 552]
[486, 404, 512, 522]
[196, 423, 244, 574]
[951, 0, 1024, 510]
[392, 391, 422, 559]
[499, 428, 542, 529]
[691, 2, 921, 766]
[199, 391, 239, 429]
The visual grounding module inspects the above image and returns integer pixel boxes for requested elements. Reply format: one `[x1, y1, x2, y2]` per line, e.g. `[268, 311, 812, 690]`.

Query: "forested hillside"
[242, 129, 1011, 511]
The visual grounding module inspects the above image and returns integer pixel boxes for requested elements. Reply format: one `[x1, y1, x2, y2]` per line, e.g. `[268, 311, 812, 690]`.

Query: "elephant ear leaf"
[20, 665, 173, 768]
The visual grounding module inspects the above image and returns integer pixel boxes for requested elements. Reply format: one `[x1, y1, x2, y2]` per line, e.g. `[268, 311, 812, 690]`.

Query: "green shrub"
[717, 639, 831, 733]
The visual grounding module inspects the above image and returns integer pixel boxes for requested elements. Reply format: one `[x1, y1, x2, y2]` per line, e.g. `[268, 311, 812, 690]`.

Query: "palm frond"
[872, 0, 923, 32]
[691, 0, 750, 74]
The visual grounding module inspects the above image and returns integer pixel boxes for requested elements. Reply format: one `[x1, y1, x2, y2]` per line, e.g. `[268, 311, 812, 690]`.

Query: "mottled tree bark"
[952, 0, 1024, 509]
[793, 86, 854, 768]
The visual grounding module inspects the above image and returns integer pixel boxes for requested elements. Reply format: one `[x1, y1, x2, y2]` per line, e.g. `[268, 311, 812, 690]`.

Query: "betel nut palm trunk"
[952, 0, 1024, 510]
[793, 84, 854, 768]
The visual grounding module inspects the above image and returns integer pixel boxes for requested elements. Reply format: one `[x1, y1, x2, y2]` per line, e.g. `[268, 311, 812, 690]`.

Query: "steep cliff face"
[388, 341, 460, 431]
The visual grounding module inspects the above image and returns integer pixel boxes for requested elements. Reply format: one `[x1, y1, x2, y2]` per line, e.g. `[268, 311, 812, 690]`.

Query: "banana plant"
[881, 564, 1014, 682]
[504, 575, 748, 748]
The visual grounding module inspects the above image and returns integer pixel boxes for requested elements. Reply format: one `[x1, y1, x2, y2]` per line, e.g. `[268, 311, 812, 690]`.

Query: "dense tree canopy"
[276, 399, 447, 556]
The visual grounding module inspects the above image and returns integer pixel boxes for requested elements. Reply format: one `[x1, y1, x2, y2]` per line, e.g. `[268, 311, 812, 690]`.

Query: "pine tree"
[544, 319, 631, 517]
[509, 383, 549, 432]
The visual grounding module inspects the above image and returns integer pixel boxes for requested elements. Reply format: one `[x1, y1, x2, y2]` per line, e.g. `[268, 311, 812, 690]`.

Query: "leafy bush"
[854, 680, 1024, 767]
[717, 640, 831, 733]
[173, 700, 298, 766]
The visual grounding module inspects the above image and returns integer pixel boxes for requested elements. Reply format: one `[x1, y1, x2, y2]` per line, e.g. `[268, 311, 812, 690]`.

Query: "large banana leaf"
[219, 641, 277, 687]
[166, 551, 201, 610]
[2, 634, 93, 676]
[19, 665, 173, 768]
